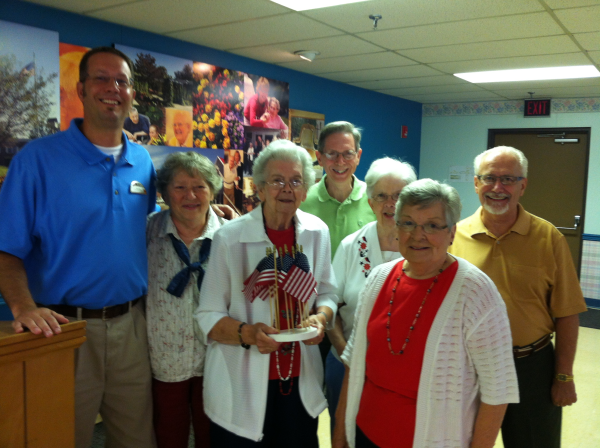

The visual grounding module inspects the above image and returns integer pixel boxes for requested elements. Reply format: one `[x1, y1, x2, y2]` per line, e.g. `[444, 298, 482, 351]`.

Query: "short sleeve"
[0, 152, 38, 258]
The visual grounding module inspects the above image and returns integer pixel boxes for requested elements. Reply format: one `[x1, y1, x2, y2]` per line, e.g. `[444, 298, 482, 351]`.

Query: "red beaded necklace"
[386, 260, 446, 355]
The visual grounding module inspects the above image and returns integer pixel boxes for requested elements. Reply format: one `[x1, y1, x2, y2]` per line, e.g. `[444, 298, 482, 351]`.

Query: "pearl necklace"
[386, 261, 445, 355]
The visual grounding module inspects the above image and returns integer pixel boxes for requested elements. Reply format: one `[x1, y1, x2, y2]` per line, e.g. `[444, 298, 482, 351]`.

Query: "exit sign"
[524, 99, 551, 117]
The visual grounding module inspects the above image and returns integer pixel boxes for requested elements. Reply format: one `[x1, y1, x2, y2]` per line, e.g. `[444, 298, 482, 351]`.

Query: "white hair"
[252, 139, 315, 188]
[365, 157, 417, 198]
[474, 146, 528, 177]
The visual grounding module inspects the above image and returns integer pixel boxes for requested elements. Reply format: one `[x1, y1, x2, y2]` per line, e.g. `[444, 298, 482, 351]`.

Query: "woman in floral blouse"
[325, 157, 417, 433]
[146, 151, 224, 448]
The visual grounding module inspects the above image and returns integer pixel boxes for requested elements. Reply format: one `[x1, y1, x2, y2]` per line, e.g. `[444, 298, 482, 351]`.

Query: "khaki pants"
[69, 301, 156, 448]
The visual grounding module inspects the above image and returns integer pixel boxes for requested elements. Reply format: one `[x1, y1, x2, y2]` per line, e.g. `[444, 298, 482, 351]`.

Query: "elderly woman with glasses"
[325, 157, 417, 432]
[196, 139, 338, 447]
[146, 151, 225, 448]
[333, 179, 519, 448]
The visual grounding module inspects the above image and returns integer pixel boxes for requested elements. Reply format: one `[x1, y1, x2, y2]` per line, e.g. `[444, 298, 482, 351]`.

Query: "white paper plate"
[269, 327, 318, 343]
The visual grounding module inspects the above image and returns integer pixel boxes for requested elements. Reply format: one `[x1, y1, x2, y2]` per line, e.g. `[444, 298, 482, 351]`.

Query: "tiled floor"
[318, 326, 600, 448]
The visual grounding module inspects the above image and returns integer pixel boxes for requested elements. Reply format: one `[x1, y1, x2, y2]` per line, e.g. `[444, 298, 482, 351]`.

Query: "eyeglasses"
[265, 179, 305, 190]
[322, 150, 358, 161]
[477, 175, 524, 186]
[86, 75, 133, 89]
[396, 220, 449, 234]
[371, 192, 400, 203]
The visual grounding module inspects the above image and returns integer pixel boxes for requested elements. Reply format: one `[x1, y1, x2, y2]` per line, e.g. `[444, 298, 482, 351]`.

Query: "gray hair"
[317, 121, 361, 153]
[157, 151, 223, 197]
[253, 139, 316, 188]
[474, 146, 528, 177]
[365, 157, 417, 198]
[395, 178, 462, 228]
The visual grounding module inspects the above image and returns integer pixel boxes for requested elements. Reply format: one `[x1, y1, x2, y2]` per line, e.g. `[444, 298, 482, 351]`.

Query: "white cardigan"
[342, 257, 519, 448]
[332, 221, 401, 360]
[196, 205, 338, 442]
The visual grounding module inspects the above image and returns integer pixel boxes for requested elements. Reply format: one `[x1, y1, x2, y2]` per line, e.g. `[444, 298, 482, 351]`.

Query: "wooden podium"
[0, 321, 86, 448]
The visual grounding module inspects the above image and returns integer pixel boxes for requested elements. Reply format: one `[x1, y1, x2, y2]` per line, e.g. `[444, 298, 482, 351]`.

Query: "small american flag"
[282, 252, 317, 303]
[242, 249, 293, 302]
[243, 255, 275, 302]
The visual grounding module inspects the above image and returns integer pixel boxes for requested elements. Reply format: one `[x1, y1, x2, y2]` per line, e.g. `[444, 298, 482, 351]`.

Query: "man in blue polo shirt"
[0, 47, 156, 447]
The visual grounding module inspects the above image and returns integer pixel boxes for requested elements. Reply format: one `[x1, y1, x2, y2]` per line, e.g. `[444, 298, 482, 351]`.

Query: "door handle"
[556, 215, 580, 231]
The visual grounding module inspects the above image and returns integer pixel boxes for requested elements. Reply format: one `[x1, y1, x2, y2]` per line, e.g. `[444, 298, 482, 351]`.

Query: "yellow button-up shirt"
[450, 204, 586, 346]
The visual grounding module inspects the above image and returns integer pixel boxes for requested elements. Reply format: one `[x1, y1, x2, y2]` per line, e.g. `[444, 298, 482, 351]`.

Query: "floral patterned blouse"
[146, 208, 224, 382]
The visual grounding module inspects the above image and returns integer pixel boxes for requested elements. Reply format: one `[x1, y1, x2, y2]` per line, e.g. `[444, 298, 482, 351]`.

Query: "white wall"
[420, 102, 600, 235]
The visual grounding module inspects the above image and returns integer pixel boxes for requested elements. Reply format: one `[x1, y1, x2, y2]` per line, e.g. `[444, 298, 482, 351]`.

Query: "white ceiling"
[26, 0, 600, 103]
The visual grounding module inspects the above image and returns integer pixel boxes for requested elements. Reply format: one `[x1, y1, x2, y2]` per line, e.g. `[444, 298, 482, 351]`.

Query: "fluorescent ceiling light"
[270, 0, 371, 11]
[455, 66, 600, 83]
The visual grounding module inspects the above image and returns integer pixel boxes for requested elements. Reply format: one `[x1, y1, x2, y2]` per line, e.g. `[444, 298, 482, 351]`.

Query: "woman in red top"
[333, 179, 518, 448]
[244, 76, 270, 127]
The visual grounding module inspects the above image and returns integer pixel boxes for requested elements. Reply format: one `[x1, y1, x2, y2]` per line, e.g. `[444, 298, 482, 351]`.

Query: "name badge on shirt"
[130, 181, 147, 195]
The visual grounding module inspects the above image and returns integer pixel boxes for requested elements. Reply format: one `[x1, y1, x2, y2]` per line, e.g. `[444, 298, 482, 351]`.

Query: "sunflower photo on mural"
[192, 63, 245, 150]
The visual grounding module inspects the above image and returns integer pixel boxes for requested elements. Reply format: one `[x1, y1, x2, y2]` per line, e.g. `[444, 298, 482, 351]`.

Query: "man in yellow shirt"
[450, 146, 586, 448]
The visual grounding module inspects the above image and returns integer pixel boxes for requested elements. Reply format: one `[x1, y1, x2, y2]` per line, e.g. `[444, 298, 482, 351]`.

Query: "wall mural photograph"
[0, 20, 60, 186]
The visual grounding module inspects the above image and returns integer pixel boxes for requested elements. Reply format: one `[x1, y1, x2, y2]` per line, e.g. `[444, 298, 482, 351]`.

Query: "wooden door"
[489, 129, 589, 275]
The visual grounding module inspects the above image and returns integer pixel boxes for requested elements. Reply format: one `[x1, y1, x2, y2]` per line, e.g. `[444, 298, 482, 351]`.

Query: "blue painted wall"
[0, 0, 422, 178]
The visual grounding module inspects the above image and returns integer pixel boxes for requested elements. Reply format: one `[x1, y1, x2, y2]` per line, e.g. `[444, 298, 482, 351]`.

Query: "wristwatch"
[555, 373, 574, 382]
[238, 322, 250, 350]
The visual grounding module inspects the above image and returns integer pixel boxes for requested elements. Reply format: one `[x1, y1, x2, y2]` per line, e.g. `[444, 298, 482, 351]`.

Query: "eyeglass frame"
[83, 74, 134, 89]
[395, 220, 449, 234]
[371, 192, 401, 203]
[476, 174, 525, 186]
[264, 179, 306, 190]
[320, 150, 358, 161]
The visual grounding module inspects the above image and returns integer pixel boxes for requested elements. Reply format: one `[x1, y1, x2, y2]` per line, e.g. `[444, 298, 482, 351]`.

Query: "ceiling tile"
[587, 50, 600, 64]
[356, 12, 564, 50]
[167, 14, 342, 50]
[276, 51, 415, 74]
[430, 53, 591, 74]
[319, 64, 443, 83]
[229, 35, 385, 65]
[349, 75, 465, 90]
[481, 77, 600, 91]
[398, 36, 579, 64]
[301, 0, 543, 34]
[400, 91, 505, 103]
[86, 0, 289, 34]
[378, 83, 489, 96]
[573, 32, 600, 51]
[498, 85, 600, 99]
[25, 0, 142, 14]
[554, 5, 600, 33]
[544, 0, 600, 9]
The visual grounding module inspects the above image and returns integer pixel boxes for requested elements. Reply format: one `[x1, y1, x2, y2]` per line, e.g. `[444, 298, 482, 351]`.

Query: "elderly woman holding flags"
[196, 139, 337, 448]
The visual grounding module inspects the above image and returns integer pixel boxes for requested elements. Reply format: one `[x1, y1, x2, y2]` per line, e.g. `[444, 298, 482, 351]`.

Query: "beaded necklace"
[263, 208, 297, 395]
[386, 260, 446, 355]
[274, 303, 298, 396]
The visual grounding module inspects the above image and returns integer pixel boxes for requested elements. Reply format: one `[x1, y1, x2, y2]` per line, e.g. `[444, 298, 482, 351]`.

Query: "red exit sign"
[524, 99, 551, 117]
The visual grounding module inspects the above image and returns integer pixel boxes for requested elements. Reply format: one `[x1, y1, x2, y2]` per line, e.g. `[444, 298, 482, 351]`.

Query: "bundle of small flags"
[242, 244, 317, 304]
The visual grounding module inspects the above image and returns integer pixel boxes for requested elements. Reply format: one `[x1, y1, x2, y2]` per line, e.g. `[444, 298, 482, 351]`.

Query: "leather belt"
[38, 296, 144, 321]
[513, 333, 552, 359]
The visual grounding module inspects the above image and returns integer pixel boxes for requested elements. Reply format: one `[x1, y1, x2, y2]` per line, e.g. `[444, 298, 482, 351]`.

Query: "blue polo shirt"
[0, 119, 156, 308]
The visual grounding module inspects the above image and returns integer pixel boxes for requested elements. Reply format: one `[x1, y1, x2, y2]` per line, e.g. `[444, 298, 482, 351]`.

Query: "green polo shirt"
[300, 174, 376, 258]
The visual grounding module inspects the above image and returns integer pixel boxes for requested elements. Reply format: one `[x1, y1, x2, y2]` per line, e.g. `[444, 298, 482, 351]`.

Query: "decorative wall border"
[423, 98, 600, 117]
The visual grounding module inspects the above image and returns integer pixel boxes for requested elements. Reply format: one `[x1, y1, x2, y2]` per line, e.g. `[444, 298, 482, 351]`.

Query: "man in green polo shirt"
[300, 121, 376, 412]
[300, 121, 375, 258]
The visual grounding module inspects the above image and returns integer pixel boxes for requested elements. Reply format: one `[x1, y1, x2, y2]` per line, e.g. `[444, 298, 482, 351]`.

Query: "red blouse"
[356, 259, 458, 448]
[265, 226, 301, 381]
